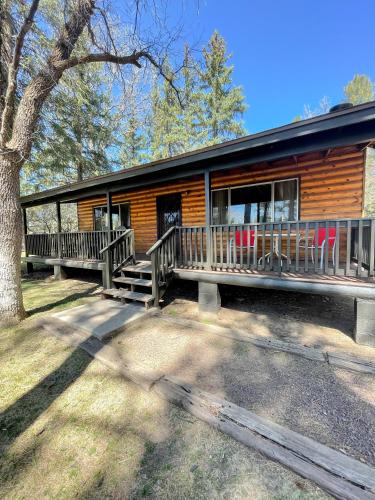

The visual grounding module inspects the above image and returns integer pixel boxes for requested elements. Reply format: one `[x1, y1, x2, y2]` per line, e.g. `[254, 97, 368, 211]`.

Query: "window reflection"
[211, 179, 298, 224]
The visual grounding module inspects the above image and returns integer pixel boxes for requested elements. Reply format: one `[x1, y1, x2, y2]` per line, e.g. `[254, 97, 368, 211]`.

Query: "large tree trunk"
[0, 154, 25, 325]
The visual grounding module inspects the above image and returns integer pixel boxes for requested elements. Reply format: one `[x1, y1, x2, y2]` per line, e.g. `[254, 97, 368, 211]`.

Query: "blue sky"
[179, 0, 375, 133]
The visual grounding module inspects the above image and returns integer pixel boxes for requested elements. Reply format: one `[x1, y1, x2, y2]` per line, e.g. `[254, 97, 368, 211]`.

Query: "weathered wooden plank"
[40, 316, 375, 499]
[159, 315, 375, 375]
[38, 317, 159, 391]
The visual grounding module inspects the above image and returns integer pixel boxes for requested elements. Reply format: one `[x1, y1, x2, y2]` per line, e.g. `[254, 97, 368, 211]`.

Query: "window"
[211, 179, 298, 225]
[212, 190, 228, 225]
[93, 203, 131, 230]
[274, 179, 298, 222]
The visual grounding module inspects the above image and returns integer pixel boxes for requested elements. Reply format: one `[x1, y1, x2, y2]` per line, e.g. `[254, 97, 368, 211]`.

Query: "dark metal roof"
[21, 100, 375, 207]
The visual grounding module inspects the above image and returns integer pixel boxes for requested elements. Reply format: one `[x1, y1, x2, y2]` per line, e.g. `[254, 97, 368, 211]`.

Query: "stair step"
[102, 288, 154, 305]
[122, 262, 152, 274]
[113, 277, 152, 287]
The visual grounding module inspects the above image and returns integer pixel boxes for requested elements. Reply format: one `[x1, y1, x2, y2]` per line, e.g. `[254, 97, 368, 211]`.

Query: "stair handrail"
[99, 229, 135, 288]
[99, 228, 133, 255]
[146, 226, 176, 256]
[146, 226, 177, 306]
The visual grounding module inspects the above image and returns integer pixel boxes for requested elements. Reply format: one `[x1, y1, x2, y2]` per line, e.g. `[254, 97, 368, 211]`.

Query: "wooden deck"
[23, 255, 105, 270]
[174, 267, 375, 299]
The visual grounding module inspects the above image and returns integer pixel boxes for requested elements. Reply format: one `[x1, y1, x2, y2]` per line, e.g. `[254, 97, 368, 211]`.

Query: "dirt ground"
[2, 272, 374, 498]
[0, 275, 329, 499]
[162, 279, 375, 359]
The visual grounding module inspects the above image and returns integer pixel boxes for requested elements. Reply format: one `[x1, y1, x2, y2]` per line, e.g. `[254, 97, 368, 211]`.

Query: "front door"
[157, 193, 182, 238]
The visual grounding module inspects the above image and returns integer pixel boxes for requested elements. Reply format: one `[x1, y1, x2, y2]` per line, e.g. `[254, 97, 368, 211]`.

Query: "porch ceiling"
[21, 101, 375, 208]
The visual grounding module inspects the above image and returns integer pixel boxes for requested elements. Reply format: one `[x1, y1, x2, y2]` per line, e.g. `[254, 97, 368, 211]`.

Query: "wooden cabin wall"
[211, 145, 364, 220]
[77, 145, 364, 253]
[77, 176, 205, 253]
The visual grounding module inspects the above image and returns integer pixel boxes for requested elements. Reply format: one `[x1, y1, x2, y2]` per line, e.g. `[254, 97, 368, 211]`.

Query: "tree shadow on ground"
[26, 285, 100, 316]
[0, 344, 94, 448]
[163, 279, 355, 339]
[2, 280, 374, 499]
[102, 316, 375, 498]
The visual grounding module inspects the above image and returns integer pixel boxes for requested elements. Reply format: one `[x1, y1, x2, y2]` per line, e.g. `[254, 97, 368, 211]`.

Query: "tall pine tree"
[344, 74, 374, 105]
[198, 31, 246, 145]
[22, 64, 118, 190]
[149, 64, 183, 160]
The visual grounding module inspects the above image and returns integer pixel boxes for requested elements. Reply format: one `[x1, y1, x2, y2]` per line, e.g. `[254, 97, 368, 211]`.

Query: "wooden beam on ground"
[158, 315, 375, 375]
[38, 316, 375, 499]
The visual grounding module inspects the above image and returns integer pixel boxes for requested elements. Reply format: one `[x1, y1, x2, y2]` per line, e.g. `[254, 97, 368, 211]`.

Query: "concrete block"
[51, 300, 157, 340]
[354, 298, 375, 347]
[54, 265, 67, 280]
[199, 282, 221, 314]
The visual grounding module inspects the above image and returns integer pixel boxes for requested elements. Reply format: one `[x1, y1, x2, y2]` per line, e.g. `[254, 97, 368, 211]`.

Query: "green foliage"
[149, 64, 184, 160]
[198, 31, 247, 145]
[22, 65, 118, 191]
[120, 114, 148, 168]
[22, 29, 247, 190]
[344, 74, 374, 105]
[148, 33, 247, 160]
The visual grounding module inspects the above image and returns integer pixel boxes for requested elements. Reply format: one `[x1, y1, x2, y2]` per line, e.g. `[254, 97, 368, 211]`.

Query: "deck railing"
[177, 218, 375, 278]
[99, 229, 135, 287]
[146, 226, 177, 304]
[25, 230, 124, 261]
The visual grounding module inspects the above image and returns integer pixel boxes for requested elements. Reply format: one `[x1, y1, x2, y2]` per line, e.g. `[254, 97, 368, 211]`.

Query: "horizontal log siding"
[211, 146, 364, 220]
[77, 146, 364, 253]
[78, 176, 205, 253]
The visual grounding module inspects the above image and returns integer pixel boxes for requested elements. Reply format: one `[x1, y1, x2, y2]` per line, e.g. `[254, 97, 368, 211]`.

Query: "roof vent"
[329, 102, 353, 113]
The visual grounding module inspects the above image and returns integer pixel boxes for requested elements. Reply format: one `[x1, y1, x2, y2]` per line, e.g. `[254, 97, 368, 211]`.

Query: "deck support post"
[54, 265, 67, 280]
[23, 208, 33, 274]
[105, 191, 113, 288]
[204, 170, 212, 269]
[354, 298, 375, 347]
[198, 282, 221, 314]
[56, 201, 62, 258]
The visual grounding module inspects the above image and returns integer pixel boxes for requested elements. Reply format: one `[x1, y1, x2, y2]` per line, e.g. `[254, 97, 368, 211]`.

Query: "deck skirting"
[174, 268, 375, 299]
[23, 256, 105, 271]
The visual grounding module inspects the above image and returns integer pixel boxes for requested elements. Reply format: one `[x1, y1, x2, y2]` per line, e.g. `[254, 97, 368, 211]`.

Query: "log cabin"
[21, 101, 375, 345]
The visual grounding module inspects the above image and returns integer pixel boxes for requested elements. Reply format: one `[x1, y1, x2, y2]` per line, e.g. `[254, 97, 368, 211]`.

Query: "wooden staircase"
[102, 260, 154, 308]
[101, 226, 177, 308]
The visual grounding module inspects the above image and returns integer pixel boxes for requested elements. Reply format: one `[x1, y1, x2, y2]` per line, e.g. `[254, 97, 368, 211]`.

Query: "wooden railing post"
[151, 252, 159, 306]
[23, 208, 34, 274]
[56, 202, 62, 258]
[104, 250, 113, 289]
[204, 170, 212, 269]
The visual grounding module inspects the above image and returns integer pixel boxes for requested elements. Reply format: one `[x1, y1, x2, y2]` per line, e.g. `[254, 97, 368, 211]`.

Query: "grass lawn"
[0, 274, 327, 499]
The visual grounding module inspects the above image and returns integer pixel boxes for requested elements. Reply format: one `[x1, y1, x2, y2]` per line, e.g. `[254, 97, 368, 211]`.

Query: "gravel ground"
[111, 314, 375, 467]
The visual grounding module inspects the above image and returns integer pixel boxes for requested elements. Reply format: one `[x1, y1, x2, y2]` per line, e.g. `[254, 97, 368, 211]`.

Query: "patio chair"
[230, 229, 256, 265]
[299, 227, 336, 269]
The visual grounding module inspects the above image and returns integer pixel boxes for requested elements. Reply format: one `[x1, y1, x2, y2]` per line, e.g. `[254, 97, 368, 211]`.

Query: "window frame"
[92, 202, 131, 231]
[211, 177, 299, 225]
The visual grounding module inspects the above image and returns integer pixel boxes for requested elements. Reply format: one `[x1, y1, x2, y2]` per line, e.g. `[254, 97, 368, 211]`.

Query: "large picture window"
[211, 179, 298, 225]
[93, 203, 131, 231]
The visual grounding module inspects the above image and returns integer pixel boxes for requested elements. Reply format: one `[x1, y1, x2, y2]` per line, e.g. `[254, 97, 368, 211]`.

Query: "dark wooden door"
[157, 193, 182, 238]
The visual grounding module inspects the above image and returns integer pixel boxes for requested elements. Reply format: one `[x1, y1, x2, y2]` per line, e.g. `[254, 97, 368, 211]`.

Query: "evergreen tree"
[179, 45, 203, 151]
[198, 31, 246, 145]
[344, 74, 374, 105]
[120, 113, 148, 168]
[149, 65, 182, 160]
[24, 65, 118, 188]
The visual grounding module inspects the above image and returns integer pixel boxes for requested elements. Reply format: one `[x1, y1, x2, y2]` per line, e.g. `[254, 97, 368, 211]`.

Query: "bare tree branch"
[0, 0, 40, 146]
[58, 49, 182, 105]
[7, 0, 96, 157]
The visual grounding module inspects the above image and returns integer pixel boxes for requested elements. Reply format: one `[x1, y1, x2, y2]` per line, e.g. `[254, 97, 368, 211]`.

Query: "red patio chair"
[299, 227, 336, 269]
[230, 229, 256, 264]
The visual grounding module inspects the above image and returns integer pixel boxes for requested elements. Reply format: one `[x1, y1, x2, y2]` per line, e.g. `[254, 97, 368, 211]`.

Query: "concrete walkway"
[51, 299, 155, 340]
